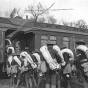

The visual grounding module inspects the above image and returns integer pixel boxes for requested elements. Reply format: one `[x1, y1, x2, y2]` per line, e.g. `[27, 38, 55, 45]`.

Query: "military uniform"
[6, 46, 15, 75]
[75, 40, 88, 88]
[40, 41, 63, 88]
[46, 45, 58, 84]
[61, 46, 74, 88]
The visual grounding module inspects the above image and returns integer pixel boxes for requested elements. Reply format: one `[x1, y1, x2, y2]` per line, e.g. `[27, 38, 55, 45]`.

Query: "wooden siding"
[57, 35, 63, 46]
[35, 34, 41, 50]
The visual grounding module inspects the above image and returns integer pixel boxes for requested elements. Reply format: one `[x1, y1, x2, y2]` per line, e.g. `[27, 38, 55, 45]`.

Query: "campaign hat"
[60, 44, 67, 49]
[76, 40, 86, 45]
[47, 40, 55, 46]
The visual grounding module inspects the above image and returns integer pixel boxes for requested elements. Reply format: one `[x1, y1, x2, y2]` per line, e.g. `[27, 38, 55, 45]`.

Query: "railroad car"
[0, 17, 88, 87]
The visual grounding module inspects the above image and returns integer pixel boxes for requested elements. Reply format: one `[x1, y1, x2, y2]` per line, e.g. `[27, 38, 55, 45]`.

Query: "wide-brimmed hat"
[76, 40, 86, 45]
[47, 40, 55, 46]
[60, 44, 67, 49]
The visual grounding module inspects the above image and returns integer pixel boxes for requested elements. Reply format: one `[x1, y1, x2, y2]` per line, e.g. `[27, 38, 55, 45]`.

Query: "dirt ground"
[0, 78, 45, 88]
[0, 79, 14, 88]
[0, 77, 84, 88]
[0, 79, 26, 88]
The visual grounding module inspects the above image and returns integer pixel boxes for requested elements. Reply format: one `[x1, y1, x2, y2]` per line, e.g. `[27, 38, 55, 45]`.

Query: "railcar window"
[41, 35, 48, 46]
[50, 36, 56, 40]
[41, 35, 48, 40]
[41, 35, 56, 46]
[63, 37, 69, 48]
[50, 36, 56, 44]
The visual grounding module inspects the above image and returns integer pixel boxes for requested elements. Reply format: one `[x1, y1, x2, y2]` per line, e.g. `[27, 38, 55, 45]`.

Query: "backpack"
[63, 63, 72, 74]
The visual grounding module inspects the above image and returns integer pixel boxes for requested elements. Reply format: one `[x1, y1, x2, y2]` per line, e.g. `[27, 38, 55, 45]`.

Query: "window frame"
[41, 35, 57, 46]
[41, 35, 48, 46]
[63, 36, 70, 48]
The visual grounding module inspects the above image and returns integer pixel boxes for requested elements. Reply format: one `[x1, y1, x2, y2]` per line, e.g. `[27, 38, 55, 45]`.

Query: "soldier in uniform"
[6, 44, 15, 76]
[40, 41, 66, 88]
[60, 44, 74, 88]
[19, 47, 39, 88]
[75, 40, 88, 88]
[6, 44, 19, 86]
[45, 42, 59, 88]
[19, 47, 33, 88]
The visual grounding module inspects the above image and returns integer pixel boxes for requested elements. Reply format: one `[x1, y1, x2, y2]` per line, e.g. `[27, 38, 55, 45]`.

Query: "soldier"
[32, 49, 47, 88]
[19, 48, 38, 88]
[6, 44, 20, 86]
[6, 44, 15, 76]
[6, 44, 15, 55]
[19, 48, 32, 88]
[60, 44, 74, 88]
[75, 40, 88, 88]
[40, 41, 66, 88]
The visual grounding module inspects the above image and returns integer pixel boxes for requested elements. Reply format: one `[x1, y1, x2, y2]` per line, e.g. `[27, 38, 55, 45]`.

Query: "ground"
[0, 79, 26, 88]
[0, 76, 84, 88]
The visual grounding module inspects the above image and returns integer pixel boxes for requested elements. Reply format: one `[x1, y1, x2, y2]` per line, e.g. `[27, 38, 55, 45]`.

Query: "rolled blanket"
[13, 56, 21, 66]
[53, 45, 66, 66]
[20, 51, 37, 69]
[40, 46, 60, 70]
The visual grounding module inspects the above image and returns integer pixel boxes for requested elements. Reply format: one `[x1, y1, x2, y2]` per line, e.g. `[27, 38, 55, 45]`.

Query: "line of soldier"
[6, 40, 88, 88]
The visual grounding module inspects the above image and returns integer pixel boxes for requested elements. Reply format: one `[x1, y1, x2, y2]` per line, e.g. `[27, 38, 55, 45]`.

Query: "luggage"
[13, 56, 21, 66]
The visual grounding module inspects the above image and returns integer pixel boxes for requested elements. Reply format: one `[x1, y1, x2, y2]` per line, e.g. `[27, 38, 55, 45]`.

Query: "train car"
[7, 21, 88, 54]
[0, 17, 88, 87]
[7, 21, 88, 88]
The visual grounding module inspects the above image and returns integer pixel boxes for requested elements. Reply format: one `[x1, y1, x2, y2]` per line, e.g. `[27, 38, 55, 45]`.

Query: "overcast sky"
[0, 0, 88, 24]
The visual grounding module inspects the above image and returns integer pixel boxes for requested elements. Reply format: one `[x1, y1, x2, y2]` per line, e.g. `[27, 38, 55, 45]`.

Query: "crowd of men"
[6, 40, 88, 88]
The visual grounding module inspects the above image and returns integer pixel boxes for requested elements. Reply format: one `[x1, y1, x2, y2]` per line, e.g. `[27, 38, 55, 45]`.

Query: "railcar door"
[11, 32, 35, 54]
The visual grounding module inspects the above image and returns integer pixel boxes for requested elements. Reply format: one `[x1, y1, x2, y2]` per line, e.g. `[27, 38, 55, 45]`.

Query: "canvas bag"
[63, 63, 72, 74]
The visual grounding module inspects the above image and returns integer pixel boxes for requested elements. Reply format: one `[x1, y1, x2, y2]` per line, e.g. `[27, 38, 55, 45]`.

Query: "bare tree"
[68, 22, 76, 27]
[25, 3, 55, 22]
[4, 8, 24, 18]
[15, 8, 24, 18]
[4, 8, 17, 18]
[10, 8, 17, 18]
[47, 16, 57, 24]
[29, 16, 35, 21]
[37, 17, 46, 23]
[5, 11, 10, 17]
[60, 19, 69, 26]
[58, 19, 88, 30]
[75, 20, 87, 29]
